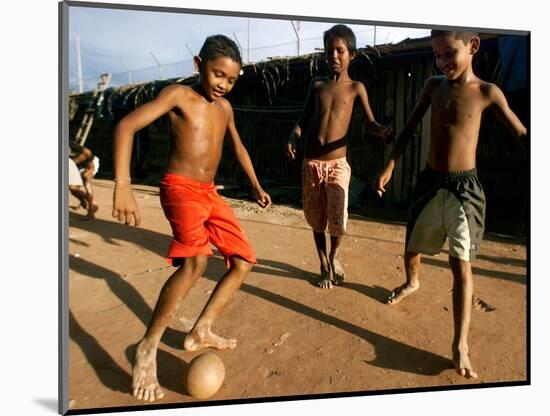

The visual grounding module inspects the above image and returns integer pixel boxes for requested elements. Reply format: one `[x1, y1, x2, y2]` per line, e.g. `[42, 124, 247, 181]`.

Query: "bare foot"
[86, 202, 99, 219]
[69, 189, 89, 211]
[318, 269, 332, 289]
[77, 195, 89, 210]
[184, 327, 237, 351]
[132, 339, 165, 402]
[386, 282, 419, 305]
[331, 257, 345, 285]
[453, 345, 478, 379]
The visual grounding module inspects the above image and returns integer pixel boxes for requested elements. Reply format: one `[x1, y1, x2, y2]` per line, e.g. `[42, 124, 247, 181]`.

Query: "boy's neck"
[450, 65, 477, 85]
[192, 83, 213, 102]
[329, 70, 351, 83]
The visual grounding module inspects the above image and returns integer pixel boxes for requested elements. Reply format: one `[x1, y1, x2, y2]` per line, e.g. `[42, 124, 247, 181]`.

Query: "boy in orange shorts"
[112, 35, 271, 402]
[287, 24, 391, 289]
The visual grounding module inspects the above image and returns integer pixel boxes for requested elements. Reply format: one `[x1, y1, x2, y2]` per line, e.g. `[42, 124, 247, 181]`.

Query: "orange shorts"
[160, 173, 256, 268]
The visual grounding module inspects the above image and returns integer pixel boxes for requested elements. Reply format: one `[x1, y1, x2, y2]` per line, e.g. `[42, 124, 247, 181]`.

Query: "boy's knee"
[183, 256, 208, 274]
[231, 257, 254, 274]
[448, 255, 468, 267]
[448, 255, 472, 279]
[195, 255, 209, 271]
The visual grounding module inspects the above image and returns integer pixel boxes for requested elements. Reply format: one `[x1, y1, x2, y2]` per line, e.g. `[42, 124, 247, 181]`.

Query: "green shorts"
[406, 165, 486, 262]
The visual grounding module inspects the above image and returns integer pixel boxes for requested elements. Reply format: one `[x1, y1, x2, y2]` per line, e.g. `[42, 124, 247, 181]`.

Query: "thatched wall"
[69, 35, 528, 236]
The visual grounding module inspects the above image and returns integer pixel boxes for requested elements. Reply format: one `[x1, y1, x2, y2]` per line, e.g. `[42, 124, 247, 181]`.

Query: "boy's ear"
[350, 51, 357, 61]
[193, 56, 202, 73]
[469, 37, 480, 55]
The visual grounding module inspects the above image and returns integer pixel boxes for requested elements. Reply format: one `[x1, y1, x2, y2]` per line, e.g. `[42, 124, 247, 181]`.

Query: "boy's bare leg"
[312, 231, 332, 289]
[329, 234, 345, 284]
[82, 177, 99, 218]
[69, 186, 89, 210]
[133, 256, 207, 402]
[386, 250, 421, 304]
[184, 256, 253, 351]
[449, 255, 478, 379]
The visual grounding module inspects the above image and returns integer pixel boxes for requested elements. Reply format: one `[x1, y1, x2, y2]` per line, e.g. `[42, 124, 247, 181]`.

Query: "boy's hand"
[374, 168, 393, 197]
[381, 125, 393, 144]
[112, 184, 141, 226]
[82, 161, 95, 179]
[286, 139, 297, 161]
[253, 187, 272, 209]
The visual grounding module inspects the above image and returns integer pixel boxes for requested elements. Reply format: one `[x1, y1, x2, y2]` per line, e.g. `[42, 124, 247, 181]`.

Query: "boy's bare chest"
[431, 87, 485, 124]
[317, 85, 355, 113]
[169, 102, 228, 137]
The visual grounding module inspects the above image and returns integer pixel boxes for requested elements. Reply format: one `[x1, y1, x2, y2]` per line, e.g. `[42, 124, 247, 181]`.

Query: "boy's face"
[197, 56, 241, 101]
[325, 38, 354, 75]
[431, 34, 479, 80]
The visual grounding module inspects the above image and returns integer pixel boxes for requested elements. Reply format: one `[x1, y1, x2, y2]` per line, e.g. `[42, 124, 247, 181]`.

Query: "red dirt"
[67, 180, 526, 412]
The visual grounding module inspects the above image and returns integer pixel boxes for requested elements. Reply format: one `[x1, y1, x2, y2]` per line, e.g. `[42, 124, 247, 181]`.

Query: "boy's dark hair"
[431, 30, 479, 45]
[323, 24, 357, 54]
[198, 34, 243, 66]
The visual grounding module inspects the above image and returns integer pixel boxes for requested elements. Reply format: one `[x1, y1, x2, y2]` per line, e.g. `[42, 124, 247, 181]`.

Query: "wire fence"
[69, 29, 377, 93]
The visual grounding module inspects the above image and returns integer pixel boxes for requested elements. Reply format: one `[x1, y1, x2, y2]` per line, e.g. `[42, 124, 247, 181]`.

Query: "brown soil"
[67, 180, 527, 412]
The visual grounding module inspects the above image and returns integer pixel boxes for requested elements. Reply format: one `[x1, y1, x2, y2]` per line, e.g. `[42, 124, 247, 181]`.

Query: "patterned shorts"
[302, 157, 351, 236]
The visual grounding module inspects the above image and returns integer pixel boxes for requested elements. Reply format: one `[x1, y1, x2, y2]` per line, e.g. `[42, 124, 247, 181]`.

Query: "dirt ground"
[67, 179, 527, 412]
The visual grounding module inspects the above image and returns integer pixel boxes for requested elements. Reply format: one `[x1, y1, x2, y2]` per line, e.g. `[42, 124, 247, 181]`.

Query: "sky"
[68, 5, 431, 92]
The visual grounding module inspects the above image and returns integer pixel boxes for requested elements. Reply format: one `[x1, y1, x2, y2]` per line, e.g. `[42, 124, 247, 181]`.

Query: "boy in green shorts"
[375, 30, 527, 379]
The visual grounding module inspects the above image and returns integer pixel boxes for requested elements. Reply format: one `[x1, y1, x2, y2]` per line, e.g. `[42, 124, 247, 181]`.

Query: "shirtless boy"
[112, 35, 271, 401]
[69, 139, 99, 218]
[287, 24, 391, 289]
[375, 30, 527, 379]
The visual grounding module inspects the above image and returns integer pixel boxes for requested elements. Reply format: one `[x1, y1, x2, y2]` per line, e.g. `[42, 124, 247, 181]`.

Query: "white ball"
[185, 352, 225, 399]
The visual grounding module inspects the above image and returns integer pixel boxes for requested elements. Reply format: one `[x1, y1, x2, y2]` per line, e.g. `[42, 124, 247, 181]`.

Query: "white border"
[4, 0, 545, 415]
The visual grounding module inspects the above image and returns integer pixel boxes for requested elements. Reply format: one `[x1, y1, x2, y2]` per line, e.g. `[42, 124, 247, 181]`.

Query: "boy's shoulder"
[311, 77, 362, 90]
[477, 79, 501, 98]
[311, 76, 330, 88]
[162, 84, 233, 115]
[162, 83, 192, 95]
[210, 97, 234, 120]
[426, 75, 497, 94]
[216, 96, 233, 112]
[157, 83, 193, 103]
[350, 80, 367, 91]
[425, 75, 447, 90]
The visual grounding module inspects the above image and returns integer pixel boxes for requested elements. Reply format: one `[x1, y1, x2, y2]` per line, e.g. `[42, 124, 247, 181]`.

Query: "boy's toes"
[318, 270, 332, 289]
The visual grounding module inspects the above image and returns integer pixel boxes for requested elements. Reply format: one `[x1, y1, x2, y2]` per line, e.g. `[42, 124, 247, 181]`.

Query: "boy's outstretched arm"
[374, 77, 435, 197]
[355, 82, 392, 142]
[112, 84, 181, 225]
[286, 125, 301, 161]
[223, 100, 272, 209]
[486, 83, 528, 152]
[287, 78, 318, 160]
